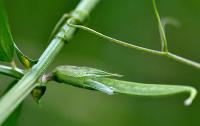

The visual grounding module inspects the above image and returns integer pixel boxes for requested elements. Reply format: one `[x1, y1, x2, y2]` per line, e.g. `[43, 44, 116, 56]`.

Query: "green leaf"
[1, 80, 23, 126]
[0, 0, 14, 62]
[14, 44, 37, 69]
[52, 65, 197, 106]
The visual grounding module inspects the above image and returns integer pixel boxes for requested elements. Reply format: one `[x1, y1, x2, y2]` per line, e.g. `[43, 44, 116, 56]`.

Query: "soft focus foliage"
[0, 0, 14, 62]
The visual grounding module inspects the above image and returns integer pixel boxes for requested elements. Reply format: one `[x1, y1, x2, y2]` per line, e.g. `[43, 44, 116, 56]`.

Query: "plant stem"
[0, 65, 23, 79]
[67, 19, 164, 55]
[67, 21, 200, 70]
[152, 0, 168, 52]
[166, 53, 200, 70]
[0, 0, 100, 124]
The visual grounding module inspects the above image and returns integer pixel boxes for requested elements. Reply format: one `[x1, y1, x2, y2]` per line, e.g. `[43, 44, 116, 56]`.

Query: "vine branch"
[0, 0, 100, 124]
[0, 0, 199, 124]
[67, 19, 200, 70]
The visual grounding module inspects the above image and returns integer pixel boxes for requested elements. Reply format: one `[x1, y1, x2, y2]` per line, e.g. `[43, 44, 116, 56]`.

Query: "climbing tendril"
[66, 17, 200, 70]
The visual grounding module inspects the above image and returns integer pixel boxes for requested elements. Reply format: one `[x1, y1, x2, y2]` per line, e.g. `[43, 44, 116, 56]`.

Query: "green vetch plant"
[0, 0, 199, 125]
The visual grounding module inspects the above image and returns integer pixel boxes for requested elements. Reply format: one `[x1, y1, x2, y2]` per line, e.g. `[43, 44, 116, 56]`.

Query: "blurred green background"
[1, 0, 200, 125]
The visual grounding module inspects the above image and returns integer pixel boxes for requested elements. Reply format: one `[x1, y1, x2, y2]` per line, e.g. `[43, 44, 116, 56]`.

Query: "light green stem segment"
[0, 65, 23, 79]
[0, 0, 100, 124]
[152, 0, 168, 52]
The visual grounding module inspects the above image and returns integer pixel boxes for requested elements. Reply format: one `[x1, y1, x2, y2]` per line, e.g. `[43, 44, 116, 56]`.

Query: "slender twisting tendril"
[66, 18, 200, 70]
[152, 0, 168, 52]
[67, 18, 164, 55]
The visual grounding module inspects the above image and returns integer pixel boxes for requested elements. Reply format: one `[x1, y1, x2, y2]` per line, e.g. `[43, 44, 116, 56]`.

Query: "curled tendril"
[67, 17, 163, 55]
[65, 0, 200, 70]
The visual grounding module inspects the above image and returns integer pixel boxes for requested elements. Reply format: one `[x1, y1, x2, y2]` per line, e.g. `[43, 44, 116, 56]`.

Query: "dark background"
[1, 0, 200, 126]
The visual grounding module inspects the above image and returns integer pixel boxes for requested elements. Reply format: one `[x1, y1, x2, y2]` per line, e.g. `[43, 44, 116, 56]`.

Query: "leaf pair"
[52, 65, 197, 106]
[0, 0, 37, 68]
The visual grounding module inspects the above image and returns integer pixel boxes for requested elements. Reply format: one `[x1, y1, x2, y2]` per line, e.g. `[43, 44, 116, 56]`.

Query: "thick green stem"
[0, 0, 100, 124]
